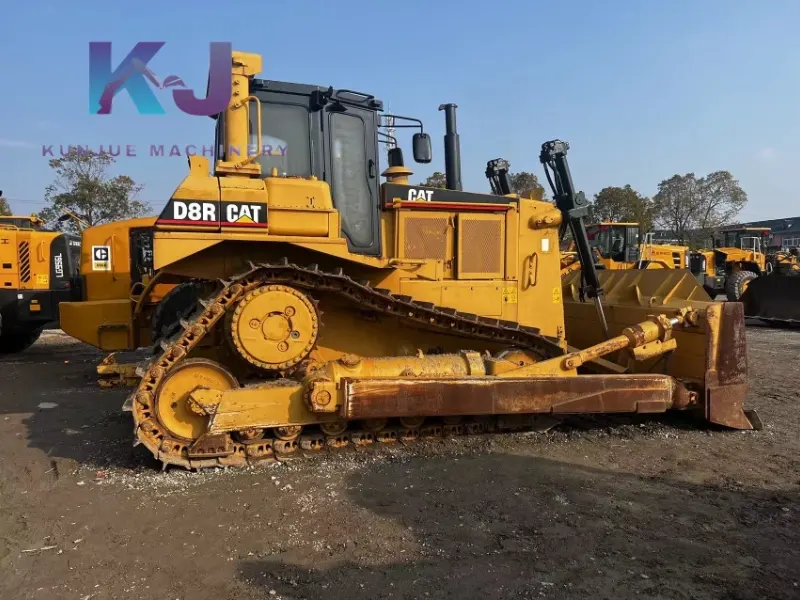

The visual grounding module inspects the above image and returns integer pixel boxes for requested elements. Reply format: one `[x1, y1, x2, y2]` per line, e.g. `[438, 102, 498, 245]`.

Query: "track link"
[130, 260, 567, 470]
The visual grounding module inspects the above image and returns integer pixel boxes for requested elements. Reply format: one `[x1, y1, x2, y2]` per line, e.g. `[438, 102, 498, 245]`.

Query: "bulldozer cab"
[210, 81, 433, 258]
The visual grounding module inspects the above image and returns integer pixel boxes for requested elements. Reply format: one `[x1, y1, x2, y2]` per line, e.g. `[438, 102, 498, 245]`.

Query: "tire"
[725, 270, 758, 302]
[151, 281, 204, 346]
[0, 325, 43, 354]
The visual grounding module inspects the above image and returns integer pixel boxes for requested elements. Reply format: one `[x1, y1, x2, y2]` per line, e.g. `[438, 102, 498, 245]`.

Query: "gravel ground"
[0, 325, 798, 600]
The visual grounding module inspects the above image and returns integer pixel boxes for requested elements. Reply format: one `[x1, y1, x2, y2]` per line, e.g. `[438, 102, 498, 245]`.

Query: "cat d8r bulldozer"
[58, 51, 758, 471]
[0, 210, 81, 353]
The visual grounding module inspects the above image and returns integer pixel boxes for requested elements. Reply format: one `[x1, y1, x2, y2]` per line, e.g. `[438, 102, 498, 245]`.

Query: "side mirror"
[412, 133, 432, 164]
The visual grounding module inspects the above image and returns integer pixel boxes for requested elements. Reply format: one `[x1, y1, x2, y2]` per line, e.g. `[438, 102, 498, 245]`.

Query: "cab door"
[323, 104, 381, 256]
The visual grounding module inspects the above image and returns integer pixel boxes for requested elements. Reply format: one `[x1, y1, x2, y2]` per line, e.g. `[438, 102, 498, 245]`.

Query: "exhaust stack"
[438, 103, 462, 191]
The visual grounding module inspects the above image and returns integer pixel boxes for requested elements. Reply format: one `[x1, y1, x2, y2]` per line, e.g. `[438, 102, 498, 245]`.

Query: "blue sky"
[1, 0, 798, 221]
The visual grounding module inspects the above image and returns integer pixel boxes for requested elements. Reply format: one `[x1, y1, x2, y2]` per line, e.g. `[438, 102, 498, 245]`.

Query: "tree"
[419, 171, 447, 188]
[693, 170, 748, 236]
[38, 149, 149, 233]
[592, 185, 654, 233]
[0, 192, 10, 216]
[509, 172, 546, 200]
[652, 171, 747, 246]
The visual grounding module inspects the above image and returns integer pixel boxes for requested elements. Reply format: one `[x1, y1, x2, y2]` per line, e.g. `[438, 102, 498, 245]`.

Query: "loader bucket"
[740, 273, 800, 326]
[561, 270, 758, 430]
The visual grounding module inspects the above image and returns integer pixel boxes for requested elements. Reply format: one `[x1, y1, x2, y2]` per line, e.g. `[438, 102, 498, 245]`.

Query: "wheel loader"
[0, 208, 81, 353]
[559, 222, 688, 275]
[739, 247, 800, 326]
[688, 227, 770, 300]
[58, 51, 759, 471]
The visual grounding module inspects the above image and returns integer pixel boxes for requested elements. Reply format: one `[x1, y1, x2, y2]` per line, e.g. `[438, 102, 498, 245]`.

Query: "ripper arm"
[540, 140, 610, 336]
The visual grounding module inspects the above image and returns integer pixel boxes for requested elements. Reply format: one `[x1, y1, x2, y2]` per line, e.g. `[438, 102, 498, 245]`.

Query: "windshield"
[248, 102, 312, 177]
[719, 231, 768, 250]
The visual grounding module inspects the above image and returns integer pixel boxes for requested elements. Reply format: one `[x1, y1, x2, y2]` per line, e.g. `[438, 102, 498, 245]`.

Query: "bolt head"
[315, 390, 332, 406]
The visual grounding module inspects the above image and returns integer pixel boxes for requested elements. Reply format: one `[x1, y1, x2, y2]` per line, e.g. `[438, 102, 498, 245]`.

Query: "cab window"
[587, 225, 611, 258]
[609, 226, 627, 261]
[248, 102, 312, 177]
[329, 112, 373, 248]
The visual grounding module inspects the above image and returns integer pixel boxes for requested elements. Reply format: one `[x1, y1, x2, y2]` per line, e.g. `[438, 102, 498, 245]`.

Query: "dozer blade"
[740, 273, 800, 327]
[561, 269, 759, 430]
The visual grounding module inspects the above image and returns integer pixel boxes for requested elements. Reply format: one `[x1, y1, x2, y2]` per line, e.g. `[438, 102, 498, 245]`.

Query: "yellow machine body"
[58, 50, 757, 470]
[688, 227, 770, 300]
[584, 222, 688, 270]
[0, 215, 80, 353]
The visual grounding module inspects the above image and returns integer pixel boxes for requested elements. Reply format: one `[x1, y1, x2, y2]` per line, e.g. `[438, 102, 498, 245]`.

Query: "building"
[738, 216, 800, 249]
[647, 216, 800, 250]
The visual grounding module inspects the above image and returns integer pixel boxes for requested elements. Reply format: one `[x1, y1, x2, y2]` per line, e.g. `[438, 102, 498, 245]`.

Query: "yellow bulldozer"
[0, 206, 81, 353]
[58, 51, 759, 471]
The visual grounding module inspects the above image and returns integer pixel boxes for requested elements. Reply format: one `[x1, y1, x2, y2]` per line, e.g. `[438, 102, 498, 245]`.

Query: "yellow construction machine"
[0, 206, 81, 353]
[559, 222, 688, 276]
[688, 227, 770, 300]
[59, 51, 759, 470]
[739, 246, 800, 327]
[585, 223, 688, 270]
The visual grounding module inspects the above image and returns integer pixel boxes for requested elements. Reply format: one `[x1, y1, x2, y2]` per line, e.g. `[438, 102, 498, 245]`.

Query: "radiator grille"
[18, 241, 31, 283]
[460, 219, 502, 275]
[403, 216, 449, 259]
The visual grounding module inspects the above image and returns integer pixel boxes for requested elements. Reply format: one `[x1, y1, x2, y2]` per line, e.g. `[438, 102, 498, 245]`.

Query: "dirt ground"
[0, 326, 798, 600]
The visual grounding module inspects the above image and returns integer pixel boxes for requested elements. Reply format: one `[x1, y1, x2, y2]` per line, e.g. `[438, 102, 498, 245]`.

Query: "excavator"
[58, 51, 759, 471]
[0, 203, 81, 353]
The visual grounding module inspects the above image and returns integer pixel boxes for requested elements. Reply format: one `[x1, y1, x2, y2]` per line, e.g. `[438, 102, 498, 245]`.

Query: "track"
[130, 260, 568, 470]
